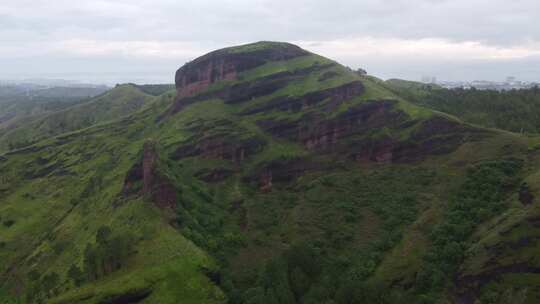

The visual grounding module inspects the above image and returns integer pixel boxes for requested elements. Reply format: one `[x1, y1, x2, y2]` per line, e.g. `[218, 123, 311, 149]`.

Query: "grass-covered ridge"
[0, 84, 155, 152]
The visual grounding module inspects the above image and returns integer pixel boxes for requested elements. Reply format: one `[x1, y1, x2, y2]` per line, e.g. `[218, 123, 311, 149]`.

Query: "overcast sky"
[1, 0, 539, 84]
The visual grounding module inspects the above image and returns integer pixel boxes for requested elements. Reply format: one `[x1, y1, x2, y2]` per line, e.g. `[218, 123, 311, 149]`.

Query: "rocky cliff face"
[123, 141, 177, 209]
[174, 42, 308, 101]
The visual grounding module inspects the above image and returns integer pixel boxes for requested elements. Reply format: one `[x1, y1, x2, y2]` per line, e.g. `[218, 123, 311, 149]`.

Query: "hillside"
[0, 84, 156, 152]
[1, 42, 540, 304]
[384, 79, 540, 134]
[0, 86, 109, 132]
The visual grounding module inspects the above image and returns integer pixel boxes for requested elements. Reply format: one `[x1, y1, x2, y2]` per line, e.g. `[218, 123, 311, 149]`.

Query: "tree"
[41, 272, 60, 297]
[290, 267, 310, 301]
[68, 264, 84, 287]
[83, 228, 135, 281]
[96, 225, 112, 245]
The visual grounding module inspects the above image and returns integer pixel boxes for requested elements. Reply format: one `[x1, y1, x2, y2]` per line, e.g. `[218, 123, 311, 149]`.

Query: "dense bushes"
[407, 87, 540, 133]
[416, 159, 523, 295]
[239, 242, 412, 304]
[236, 160, 522, 303]
[242, 243, 323, 304]
[230, 168, 434, 303]
[24, 227, 136, 303]
[27, 226, 136, 301]
[81, 226, 135, 281]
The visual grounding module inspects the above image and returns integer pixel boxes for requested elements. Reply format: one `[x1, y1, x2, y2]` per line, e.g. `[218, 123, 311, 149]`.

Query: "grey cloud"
[0, 0, 539, 83]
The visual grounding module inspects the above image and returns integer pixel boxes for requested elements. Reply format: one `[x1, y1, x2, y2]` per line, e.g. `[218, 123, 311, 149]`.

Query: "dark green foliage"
[171, 180, 244, 258]
[0, 288, 24, 304]
[417, 159, 523, 294]
[25, 271, 61, 302]
[41, 272, 60, 297]
[243, 243, 321, 304]
[230, 167, 431, 303]
[335, 279, 407, 304]
[25, 266, 86, 303]
[398, 85, 540, 133]
[68, 264, 85, 287]
[96, 225, 112, 244]
[2, 220, 14, 228]
[242, 242, 410, 304]
[83, 226, 135, 281]
[131, 84, 175, 96]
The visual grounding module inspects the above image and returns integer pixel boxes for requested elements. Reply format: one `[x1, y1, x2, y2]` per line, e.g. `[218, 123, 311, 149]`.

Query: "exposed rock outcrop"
[172, 136, 266, 163]
[122, 141, 178, 210]
[166, 60, 333, 116]
[168, 42, 309, 116]
[257, 100, 405, 152]
[258, 101, 484, 164]
[195, 168, 235, 183]
[242, 80, 364, 115]
[456, 263, 540, 304]
[221, 63, 335, 105]
[247, 157, 331, 191]
[519, 182, 534, 205]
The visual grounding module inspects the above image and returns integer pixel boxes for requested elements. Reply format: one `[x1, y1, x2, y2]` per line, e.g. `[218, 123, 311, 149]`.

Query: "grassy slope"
[0, 86, 108, 128]
[0, 84, 155, 152]
[0, 92, 223, 303]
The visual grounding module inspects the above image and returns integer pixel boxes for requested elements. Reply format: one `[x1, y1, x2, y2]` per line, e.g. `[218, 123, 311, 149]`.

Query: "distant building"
[437, 79, 538, 91]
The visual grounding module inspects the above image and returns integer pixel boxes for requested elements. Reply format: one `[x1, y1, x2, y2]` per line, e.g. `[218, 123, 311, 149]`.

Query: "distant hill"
[1, 42, 540, 304]
[0, 85, 109, 131]
[385, 79, 540, 133]
[0, 84, 108, 98]
[0, 84, 158, 151]
[131, 83, 175, 96]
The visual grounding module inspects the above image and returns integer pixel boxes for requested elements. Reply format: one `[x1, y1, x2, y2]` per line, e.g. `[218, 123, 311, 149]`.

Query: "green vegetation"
[225, 41, 303, 54]
[416, 159, 523, 299]
[1, 42, 540, 303]
[385, 79, 540, 133]
[132, 84, 175, 96]
[0, 84, 154, 152]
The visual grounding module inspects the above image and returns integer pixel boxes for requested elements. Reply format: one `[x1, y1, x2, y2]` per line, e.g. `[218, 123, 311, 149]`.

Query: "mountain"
[0, 84, 157, 152]
[1, 41, 540, 304]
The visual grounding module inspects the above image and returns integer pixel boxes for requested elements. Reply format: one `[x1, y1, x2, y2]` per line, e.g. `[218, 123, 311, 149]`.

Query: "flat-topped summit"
[174, 41, 309, 98]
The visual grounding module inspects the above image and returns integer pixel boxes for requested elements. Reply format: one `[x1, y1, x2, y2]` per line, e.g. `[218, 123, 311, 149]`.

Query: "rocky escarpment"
[258, 101, 484, 163]
[246, 157, 334, 191]
[353, 116, 484, 163]
[257, 100, 404, 145]
[122, 141, 178, 209]
[241, 80, 364, 115]
[172, 135, 266, 163]
[170, 42, 309, 113]
[166, 62, 335, 116]
[171, 119, 267, 163]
